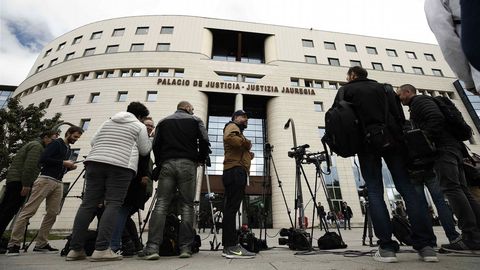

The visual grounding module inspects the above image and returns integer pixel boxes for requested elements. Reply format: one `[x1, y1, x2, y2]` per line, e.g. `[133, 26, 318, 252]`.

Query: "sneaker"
[418, 246, 439, 262]
[221, 248, 227, 257]
[179, 249, 192, 258]
[441, 239, 480, 254]
[89, 248, 123, 262]
[33, 243, 59, 253]
[6, 245, 20, 256]
[66, 249, 87, 261]
[224, 244, 255, 259]
[137, 249, 160, 260]
[373, 247, 398, 263]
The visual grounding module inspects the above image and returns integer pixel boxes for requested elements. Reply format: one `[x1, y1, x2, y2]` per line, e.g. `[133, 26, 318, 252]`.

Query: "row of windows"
[304, 55, 444, 76]
[43, 26, 174, 57]
[301, 39, 436, 61]
[290, 78, 344, 90]
[22, 68, 184, 97]
[37, 43, 173, 73]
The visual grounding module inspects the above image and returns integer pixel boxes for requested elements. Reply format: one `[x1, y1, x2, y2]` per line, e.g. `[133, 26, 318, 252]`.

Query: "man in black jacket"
[335, 66, 437, 263]
[397, 84, 480, 251]
[6, 126, 83, 256]
[140, 101, 209, 260]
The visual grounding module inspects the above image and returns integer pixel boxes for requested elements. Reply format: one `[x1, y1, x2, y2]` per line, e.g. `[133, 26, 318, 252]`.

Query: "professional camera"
[357, 185, 368, 199]
[287, 144, 310, 158]
[278, 227, 311, 250]
[237, 225, 267, 253]
[304, 151, 328, 164]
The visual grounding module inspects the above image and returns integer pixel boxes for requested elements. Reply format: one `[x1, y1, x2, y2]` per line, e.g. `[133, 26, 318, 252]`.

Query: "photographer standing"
[221, 110, 255, 259]
[333, 66, 437, 263]
[397, 84, 480, 251]
[140, 101, 209, 260]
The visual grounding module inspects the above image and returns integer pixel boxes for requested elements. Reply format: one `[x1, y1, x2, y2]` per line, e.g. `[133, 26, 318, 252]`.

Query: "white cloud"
[0, 0, 437, 86]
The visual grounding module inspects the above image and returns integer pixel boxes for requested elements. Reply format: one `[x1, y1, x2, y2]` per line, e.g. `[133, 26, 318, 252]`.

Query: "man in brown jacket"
[221, 110, 255, 259]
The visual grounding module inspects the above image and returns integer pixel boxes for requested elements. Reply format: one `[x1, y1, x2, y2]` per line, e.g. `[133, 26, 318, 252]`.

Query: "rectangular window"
[160, 26, 174, 34]
[132, 70, 141, 77]
[305, 55, 317, 64]
[386, 49, 398, 57]
[350, 60, 361, 67]
[328, 81, 338, 89]
[302, 39, 314, 48]
[313, 80, 323, 88]
[432, 69, 444, 77]
[49, 58, 58, 67]
[393, 64, 404, 73]
[57, 42, 66, 51]
[406, 51, 417, 59]
[44, 49, 52, 57]
[80, 119, 91, 131]
[425, 53, 436, 61]
[105, 45, 119, 54]
[106, 70, 114, 78]
[291, 78, 299, 86]
[65, 52, 74, 61]
[65, 95, 74, 105]
[345, 44, 357, 52]
[244, 75, 261, 83]
[324, 41, 336, 50]
[83, 47, 95, 56]
[159, 69, 169, 76]
[156, 43, 170, 51]
[72, 35, 82, 44]
[147, 69, 157, 76]
[112, 28, 125, 37]
[366, 46, 378, 54]
[174, 69, 184, 77]
[372, 62, 384, 70]
[218, 73, 238, 81]
[90, 93, 100, 103]
[90, 31, 102, 40]
[135, 27, 149, 35]
[130, 43, 144, 52]
[413, 66, 424, 75]
[36, 65, 44, 73]
[328, 58, 340, 66]
[95, 71, 103, 79]
[304, 79, 314, 88]
[147, 91, 158, 102]
[121, 70, 130, 77]
[314, 101, 324, 112]
[117, 91, 128, 102]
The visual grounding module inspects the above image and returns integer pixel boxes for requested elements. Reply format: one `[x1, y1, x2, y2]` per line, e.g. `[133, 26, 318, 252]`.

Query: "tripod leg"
[362, 208, 368, 246]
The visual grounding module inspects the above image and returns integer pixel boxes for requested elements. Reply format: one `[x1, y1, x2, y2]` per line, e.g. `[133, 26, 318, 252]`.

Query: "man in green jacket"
[0, 130, 58, 242]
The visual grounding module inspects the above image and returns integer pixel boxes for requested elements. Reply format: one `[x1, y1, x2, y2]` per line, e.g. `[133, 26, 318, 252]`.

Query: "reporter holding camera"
[333, 66, 437, 263]
[221, 110, 256, 259]
[397, 84, 480, 252]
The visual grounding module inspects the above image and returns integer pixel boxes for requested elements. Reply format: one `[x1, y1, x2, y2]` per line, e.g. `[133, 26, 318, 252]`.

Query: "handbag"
[463, 151, 480, 187]
[404, 128, 436, 159]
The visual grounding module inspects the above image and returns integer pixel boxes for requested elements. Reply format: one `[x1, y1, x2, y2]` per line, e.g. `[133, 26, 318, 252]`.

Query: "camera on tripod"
[287, 144, 310, 159]
[304, 152, 328, 164]
[278, 228, 311, 250]
[357, 184, 368, 199]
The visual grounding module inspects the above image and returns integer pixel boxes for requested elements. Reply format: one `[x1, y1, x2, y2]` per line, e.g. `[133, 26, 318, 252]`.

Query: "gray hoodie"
[86, 111, 152, 173]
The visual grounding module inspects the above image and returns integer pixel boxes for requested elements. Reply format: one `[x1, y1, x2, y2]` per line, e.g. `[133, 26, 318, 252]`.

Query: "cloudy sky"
[0, 0, 436, 86]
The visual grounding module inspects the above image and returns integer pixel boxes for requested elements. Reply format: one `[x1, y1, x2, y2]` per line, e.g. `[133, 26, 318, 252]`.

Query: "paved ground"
[1, 227, 479, 270]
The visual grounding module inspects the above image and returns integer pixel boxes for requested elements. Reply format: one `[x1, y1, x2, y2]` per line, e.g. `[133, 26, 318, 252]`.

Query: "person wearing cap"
[0, 130, 58, 250]
[221, 109, 256, 259]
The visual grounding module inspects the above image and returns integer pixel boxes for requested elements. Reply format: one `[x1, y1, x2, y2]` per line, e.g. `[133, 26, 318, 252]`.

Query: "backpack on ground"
[317, 231, 348, 250]
[433, 96, 472, 141]
[60, 230, 97, 256]
[391, 214, 412, 246]
[322, 89, 363, 158]
[158, 213, 201, 256]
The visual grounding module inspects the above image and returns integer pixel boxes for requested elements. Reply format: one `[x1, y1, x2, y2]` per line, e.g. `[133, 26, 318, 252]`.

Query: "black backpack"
[432, 96, 472, 141]
[317, 232, 347, 250]
[322, 89, 363, 157]
[60, 230, 97, 256]
[391, 214, 413, 246]
[158, 214, 201, 256]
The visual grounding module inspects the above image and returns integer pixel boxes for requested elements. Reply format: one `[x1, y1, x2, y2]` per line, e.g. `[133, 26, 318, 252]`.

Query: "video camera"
[278, 227, 311, 250]
[304, 151, 328, 164]
[287, 144, 310, 159]
[357, 184, 368, 199]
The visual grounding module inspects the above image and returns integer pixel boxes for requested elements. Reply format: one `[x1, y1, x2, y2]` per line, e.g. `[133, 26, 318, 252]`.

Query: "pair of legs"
[0, 182, 28, 238]
[222, 166, 247, 248]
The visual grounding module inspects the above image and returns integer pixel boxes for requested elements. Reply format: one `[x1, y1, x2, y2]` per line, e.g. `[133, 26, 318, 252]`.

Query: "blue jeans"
[414, 175, 460, 242]
[110, 205, 134, 251]
[358, 147, 436, 251]
[145, 159, 196, 252]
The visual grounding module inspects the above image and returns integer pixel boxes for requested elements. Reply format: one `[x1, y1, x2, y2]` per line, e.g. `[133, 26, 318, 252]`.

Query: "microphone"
[284, 119, 292, 129]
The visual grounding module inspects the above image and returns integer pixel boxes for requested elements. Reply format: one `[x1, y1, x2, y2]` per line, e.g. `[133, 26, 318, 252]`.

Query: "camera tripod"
[361, 199, 376, 247]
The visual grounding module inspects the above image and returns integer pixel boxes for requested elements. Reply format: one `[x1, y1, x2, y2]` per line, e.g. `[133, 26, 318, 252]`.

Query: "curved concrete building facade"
[12, 15, 479, 230]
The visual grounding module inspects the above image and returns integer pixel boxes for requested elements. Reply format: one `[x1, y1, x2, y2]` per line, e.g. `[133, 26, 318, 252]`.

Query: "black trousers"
[222, 167, 246, 247]
[0, 181, 28, 238]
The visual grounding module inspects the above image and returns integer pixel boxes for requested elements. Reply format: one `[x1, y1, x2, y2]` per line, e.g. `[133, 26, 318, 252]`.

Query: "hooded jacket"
[86, 111, 152, 173]
[6, 139, 46, 187]
[223, 121, 252, 173]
